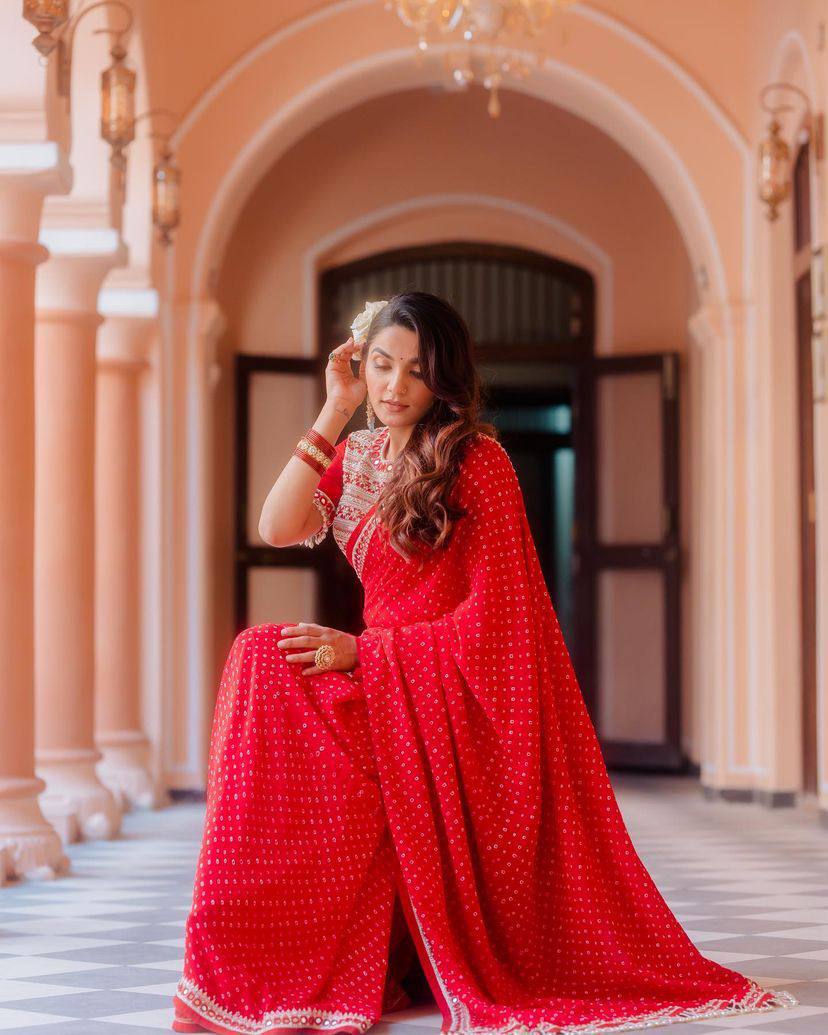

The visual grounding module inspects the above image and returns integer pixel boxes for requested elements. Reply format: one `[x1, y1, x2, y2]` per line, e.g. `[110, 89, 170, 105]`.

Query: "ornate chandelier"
[384, 0, 577, 117]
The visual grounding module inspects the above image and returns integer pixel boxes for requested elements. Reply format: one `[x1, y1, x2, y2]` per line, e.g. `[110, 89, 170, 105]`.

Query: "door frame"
[575, 352, 684, 772]
[233, 353, 357, 636]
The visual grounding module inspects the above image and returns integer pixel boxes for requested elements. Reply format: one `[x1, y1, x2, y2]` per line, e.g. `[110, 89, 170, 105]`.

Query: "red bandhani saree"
[173, 427, 797, 1035]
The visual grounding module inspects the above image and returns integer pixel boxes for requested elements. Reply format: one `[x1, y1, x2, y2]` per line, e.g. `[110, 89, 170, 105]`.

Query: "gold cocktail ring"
[315, 644, 336, 670]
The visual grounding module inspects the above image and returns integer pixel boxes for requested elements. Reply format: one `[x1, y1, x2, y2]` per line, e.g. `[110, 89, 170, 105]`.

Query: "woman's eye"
[372, 362, 423, 379]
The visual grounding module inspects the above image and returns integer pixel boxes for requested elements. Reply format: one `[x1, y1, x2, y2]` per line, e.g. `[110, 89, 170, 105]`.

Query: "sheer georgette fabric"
[172, 427, 797, 1035]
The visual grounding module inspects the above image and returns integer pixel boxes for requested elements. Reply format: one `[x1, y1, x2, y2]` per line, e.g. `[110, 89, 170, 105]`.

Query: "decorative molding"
[39, 226, 125, 258]
[190, 43, 728, 311]
[99, 286, 159, 319]
[41, 196, 111, 230]
[36, 308, 104, 330]
[0, 141, 72, 194]
[687, 302, 769, 784]
[174, 0, 744, 162]
[0, 104, 50, 145]
[100, 266, 160, 319]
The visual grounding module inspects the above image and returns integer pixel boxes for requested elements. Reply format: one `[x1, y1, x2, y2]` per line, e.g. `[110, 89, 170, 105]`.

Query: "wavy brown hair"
[366, 291, 499, 561]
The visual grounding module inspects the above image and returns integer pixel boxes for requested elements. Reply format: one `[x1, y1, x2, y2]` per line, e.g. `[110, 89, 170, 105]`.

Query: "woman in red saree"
[173, 293, 797, 1035]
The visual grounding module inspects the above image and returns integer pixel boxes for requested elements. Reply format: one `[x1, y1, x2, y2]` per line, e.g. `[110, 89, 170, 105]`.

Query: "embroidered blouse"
[300, 425, 396, 566]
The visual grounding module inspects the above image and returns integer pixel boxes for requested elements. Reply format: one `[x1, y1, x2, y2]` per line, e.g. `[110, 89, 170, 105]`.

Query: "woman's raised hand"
[325, 336, 367, 411]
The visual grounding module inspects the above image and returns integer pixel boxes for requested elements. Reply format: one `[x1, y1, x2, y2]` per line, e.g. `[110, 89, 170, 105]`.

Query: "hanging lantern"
[22, 0, 69, 57]
[757, 82, 814, 222]
[153, 145, 181, 246]
[101, 42, 136, 170]
[134, 108, 183, 247]
[758, 119, 791, 222]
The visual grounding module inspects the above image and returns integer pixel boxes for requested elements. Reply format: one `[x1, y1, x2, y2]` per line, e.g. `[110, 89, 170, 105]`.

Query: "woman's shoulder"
[460, 430, 514, 474]
[455, 431, 519, 505]
[462, 430, 510, 459]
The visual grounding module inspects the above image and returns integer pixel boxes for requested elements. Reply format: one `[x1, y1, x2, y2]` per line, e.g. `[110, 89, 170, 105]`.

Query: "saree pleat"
[173, 428, 798, 1035]
[173, 624, 398, 1034]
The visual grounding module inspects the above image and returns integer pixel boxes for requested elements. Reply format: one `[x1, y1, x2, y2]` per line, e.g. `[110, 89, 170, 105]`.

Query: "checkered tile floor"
[0, 774, 823, 1034]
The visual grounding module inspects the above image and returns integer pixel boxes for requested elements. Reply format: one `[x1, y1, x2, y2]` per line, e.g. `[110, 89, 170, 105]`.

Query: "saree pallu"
[173, 432, 797, 1035]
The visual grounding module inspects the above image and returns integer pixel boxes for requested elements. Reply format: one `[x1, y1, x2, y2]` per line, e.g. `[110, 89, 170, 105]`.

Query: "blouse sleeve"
[298, 436, 347, 548]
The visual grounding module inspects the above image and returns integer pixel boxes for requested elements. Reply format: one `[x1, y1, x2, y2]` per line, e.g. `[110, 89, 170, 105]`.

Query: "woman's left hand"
[276, 622, 359, 676]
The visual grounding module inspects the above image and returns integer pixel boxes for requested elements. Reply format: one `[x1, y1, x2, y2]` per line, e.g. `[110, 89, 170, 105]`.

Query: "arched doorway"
[234, 240, 684, 771]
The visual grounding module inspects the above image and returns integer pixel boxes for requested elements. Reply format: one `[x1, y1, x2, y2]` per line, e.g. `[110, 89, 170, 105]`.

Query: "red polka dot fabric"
[173, 430, 797, 1035]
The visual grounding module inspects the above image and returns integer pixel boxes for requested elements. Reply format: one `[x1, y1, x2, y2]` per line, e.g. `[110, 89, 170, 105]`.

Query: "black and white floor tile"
[0, 774, 823, 1034]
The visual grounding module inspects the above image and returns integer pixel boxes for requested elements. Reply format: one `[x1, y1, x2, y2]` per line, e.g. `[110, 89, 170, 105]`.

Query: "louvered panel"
[327, 250, 591, 352]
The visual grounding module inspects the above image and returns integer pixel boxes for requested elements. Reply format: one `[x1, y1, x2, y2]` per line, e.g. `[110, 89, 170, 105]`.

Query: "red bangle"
[293, 446, 327, 477]
[305, 427, 337, 460]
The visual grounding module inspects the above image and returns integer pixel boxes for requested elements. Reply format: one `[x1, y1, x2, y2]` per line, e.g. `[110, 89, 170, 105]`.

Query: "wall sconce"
[134, 109, 182, 247]
[55, 1, 135, 180]
[758, 82, 812, 221]
[22, 0, 69, 57]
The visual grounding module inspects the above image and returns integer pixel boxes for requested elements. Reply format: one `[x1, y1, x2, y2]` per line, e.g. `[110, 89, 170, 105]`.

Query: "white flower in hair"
[350, 300, 389, 345]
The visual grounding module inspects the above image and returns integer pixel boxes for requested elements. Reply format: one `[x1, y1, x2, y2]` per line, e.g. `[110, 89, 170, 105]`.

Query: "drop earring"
[357, 346, 376, 432]
[365, 393, 376, 432]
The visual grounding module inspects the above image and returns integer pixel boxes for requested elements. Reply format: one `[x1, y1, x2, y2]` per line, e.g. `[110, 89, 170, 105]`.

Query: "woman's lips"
[382, 401, 408, 411]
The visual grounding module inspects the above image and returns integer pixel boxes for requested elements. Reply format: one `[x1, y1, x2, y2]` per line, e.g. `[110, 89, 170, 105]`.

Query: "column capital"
[99, 266, 159, 321]
[36, 228, 128, 314]
[98, 269, 159, 369]
[97, 314, 156, 371]
[0, 142, 73, 241]
[0, 143, 73, 195]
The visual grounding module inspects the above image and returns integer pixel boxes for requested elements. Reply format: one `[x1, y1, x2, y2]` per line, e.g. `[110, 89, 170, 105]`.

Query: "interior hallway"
[0, 777, 823, 1034]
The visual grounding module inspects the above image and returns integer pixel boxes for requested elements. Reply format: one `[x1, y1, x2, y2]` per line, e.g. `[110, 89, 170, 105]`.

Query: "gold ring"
[315, 644, 336, 670]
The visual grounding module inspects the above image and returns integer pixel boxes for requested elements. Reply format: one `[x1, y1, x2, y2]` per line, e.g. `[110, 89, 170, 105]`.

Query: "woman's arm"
[258, 336, 364, 547]
[258, 398, 352, 546]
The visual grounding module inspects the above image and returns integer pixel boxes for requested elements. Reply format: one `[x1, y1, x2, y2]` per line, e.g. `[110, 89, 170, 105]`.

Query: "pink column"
[0, 185, 68, 882]
[94, 315, 160, 809]
[34, 251, 124, 843]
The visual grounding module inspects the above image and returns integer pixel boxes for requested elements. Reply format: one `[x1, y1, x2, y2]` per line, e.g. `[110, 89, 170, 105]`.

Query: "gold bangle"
[296, 437, 332, 469]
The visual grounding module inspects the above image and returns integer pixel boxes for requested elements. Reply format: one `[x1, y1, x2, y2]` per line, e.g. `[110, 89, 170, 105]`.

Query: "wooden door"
[575, 353, 684, 771]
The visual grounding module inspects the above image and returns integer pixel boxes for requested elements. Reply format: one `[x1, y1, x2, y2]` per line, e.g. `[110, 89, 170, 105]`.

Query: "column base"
[96, 730, 163, 811]
[0, 776, 70, 884]
[35, 748, 123, 844]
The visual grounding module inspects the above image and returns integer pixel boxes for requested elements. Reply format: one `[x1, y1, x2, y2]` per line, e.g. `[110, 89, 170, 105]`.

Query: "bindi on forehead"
[370, 345, 420, 364]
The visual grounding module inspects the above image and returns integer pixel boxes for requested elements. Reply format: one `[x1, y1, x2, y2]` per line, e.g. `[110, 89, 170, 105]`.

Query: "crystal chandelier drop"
[384, 0, 577, 117]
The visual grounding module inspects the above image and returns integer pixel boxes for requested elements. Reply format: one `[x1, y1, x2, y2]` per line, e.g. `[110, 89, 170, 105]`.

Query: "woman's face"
[364, 324, 435, 427]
